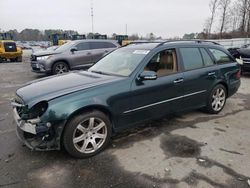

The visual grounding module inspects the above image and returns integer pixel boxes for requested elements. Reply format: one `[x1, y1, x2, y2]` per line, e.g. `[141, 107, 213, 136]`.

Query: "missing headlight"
[28, 101, 48, 118]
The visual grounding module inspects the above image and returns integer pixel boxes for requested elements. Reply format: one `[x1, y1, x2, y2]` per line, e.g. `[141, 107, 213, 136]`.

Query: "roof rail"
[128, 41, 162, 45]
[156, 39, 220, 47]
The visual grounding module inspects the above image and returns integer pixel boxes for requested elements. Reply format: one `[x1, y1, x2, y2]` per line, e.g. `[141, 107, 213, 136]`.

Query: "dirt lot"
[0, 50, 250, 188]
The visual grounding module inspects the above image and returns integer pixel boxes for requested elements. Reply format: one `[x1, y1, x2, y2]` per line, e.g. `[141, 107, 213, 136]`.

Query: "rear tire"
[52, 61, 69, 75]
[205, 84, 227, 114]
[63, 110, 112, 158]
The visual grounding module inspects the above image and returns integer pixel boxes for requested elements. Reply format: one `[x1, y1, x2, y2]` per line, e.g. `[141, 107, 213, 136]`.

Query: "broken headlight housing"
[26, 101, 48, 119]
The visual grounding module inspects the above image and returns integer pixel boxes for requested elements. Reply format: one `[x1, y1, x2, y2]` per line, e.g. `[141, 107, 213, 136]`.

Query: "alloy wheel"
[72, 117, 107, 154]
[211, 88, 226, 112]
[55, 63, 68, 74]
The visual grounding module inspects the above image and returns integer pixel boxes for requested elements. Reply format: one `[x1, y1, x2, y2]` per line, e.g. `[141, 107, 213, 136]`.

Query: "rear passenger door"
[89, 42, 117, 63]
[179, 47, 219, 110]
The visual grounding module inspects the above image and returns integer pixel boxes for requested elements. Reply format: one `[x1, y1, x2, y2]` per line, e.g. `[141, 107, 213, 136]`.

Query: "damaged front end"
[11, 95, 59, 151]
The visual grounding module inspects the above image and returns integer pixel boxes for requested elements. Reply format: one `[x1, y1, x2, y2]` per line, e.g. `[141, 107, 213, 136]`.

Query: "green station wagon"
[12, 40, 241, 158]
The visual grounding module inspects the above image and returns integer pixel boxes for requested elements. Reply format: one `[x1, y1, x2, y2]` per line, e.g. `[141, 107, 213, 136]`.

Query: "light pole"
[91, 0, 94, 34]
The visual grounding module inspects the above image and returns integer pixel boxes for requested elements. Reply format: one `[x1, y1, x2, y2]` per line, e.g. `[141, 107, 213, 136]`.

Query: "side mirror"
[70, 47, 77, 53]
[138, 71, 157, 81]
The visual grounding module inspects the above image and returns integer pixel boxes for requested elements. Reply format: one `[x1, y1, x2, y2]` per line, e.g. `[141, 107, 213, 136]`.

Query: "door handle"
[104, 50, 109, 53]
[173, 78, 184, 84]
[87, 52, 92, 55]
[208, 72, 215, 76]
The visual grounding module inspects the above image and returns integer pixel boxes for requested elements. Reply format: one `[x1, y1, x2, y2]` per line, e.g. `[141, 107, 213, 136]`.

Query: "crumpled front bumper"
[13, 108, 38, 134]
[13, 107, 60, 151]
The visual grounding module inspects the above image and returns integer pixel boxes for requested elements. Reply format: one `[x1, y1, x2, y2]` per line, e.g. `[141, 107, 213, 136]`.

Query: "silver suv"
[31, 40, 120, 75]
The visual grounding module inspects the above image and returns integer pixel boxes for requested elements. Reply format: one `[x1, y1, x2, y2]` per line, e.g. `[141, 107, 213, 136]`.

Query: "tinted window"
[144, 49, 177, 77]
[90, 42, 116, 49]
[76, 42, 90, 51]
[209, 49, 232, 64]
[180, 48, 203, 70]
[200, 48, 214, 66]
[103, 42, 116, 48]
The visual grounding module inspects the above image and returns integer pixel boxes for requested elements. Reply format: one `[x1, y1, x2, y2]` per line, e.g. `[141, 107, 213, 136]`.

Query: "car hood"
[16, 71, 124, 107]
[32, 50, 59, 57]
[237, 48, 250, 58]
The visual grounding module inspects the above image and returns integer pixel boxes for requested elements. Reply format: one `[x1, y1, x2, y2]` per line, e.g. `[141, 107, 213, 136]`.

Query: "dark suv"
[13, 40, 240, 158]
[30, 39, 120, 75]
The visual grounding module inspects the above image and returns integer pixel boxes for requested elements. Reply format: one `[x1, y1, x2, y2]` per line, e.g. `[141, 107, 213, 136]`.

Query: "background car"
[30, 39, 120, 75]
[228, 45, 250, 73]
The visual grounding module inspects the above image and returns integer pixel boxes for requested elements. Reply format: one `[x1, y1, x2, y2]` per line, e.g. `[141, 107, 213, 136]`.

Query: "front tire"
[63, 111, 112, 158]
[205, 84, 227, 114]
[52, 61, 69, 75]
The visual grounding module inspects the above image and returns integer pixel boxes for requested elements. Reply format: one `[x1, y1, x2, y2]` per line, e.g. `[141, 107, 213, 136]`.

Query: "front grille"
[30, 55, 37, 61]
[4, 42, 17, 52]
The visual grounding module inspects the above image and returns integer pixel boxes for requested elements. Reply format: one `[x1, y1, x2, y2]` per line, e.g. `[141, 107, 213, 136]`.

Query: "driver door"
[117, 48, 184, 128]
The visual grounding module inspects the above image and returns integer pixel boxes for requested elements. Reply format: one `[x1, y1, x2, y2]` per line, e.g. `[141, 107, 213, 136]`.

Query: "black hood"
[237, 48, 250, 58]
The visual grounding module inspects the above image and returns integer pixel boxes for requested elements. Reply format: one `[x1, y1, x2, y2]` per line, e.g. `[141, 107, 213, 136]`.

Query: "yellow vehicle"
[0, 40, 22, 63]
[50, 33, 70, 46]
[122, 40, 133, 46]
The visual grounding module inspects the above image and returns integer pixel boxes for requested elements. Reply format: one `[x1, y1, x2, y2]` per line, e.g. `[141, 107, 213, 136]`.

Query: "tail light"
[236, 70, 241, 79]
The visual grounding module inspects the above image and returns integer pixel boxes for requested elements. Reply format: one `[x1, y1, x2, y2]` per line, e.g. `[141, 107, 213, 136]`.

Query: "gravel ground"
[0, 50, 250, 188]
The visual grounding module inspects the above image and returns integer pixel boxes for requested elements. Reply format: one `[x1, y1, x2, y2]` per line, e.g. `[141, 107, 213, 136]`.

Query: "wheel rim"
[73, 117, 107, 154]
[211, 88, 226, 112]
[55, 63, 68, 74]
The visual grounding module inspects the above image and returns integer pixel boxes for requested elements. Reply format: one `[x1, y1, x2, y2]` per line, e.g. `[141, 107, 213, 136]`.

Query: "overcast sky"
[0, 0, 211, 38]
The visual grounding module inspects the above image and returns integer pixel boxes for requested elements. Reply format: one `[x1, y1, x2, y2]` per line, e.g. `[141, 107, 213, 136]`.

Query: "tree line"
[201, 0, 250, 39]
[0, 28, 162, 41]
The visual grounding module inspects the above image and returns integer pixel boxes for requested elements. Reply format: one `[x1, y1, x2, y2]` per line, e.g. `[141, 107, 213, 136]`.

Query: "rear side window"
[209, 49, 232, 64]
[90, 42, 116, 49]
[200, 48, 214, 66]
[180, 48, 203, 70]
[76, 42, 90, 51]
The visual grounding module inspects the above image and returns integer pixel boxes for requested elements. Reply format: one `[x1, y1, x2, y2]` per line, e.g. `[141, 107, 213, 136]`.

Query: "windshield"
[89, 48, 149, 76]
[54, 41, 74, 53]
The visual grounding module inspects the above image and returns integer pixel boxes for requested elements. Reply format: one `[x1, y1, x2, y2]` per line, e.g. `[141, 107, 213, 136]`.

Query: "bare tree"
[246, 0, 250, 32]
[239, 0, 248, 32]
[229, 1, 241, 31]
[219, 0, 231, 37]
[207, 0, 219, 35]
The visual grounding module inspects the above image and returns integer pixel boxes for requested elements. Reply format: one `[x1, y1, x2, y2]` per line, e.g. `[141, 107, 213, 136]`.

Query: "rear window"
[4, 42, 17, 52]
[209, 49, 232, 64]
[180, 48, 204, 70]
[90, 42, 116, 49]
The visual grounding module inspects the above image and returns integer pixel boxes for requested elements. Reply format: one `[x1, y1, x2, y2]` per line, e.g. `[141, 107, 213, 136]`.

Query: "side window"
[144, 49, 178, 77]
[90, 42, 105, 49]
[103, 42, 116, 48]
[209, 48, 232, 64]
[180, 48, 203, 70]
[75, 42, 90, 51]
[200, 48, 214, 67]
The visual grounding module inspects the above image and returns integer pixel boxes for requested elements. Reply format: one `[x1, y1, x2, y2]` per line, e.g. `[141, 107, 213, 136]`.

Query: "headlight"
[28, 101, 48, 118]
[37, 56, 51, 61]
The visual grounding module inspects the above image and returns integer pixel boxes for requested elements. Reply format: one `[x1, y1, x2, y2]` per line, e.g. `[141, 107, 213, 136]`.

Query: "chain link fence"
[209, 38, 250, 49]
